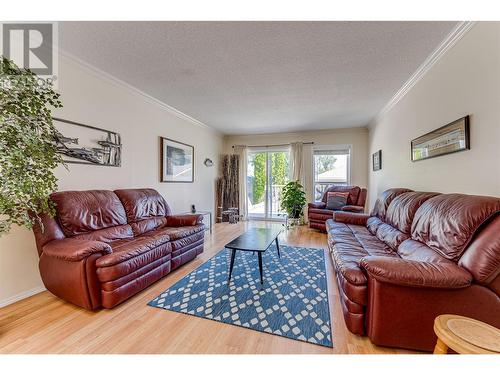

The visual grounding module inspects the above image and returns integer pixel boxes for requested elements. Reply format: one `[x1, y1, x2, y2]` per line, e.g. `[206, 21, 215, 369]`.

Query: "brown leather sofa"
[32, 188, 205, 310]
[327, 188, 500, 351]
[308, 185, 367, 232]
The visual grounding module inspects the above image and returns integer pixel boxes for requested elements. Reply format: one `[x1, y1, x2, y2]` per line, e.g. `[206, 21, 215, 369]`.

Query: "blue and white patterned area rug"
[148, 244, 332, 347]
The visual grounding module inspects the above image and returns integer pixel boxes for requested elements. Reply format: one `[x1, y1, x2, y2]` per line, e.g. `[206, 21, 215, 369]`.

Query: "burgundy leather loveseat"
[32, 188, 205, 310]
[308, 185, 367, 232]
[327, 188, 500, 351]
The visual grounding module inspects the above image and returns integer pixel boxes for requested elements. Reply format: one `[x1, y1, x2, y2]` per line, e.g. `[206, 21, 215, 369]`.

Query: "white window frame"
[311, 144, 352, 202]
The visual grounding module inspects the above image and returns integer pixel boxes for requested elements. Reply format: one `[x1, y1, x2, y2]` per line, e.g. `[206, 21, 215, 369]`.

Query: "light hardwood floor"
[0, 221, 417, 354]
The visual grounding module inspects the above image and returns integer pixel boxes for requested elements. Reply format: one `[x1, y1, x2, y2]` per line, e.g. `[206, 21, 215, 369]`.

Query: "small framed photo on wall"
[160, 137, 194, 182]
[372, 150, 382, 171]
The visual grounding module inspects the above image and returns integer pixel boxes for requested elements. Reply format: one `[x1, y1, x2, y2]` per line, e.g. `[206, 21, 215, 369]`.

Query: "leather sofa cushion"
[366, 216, 384, 235]
[142, 225, 205, 241]
[328, 221, 397, 286]
[370, 188, 413, 220]
[347, 225, 394, 256]
[130, 216, 168, 236]
[411, 194, 500, 261]
[114, 188, 171, 223]
[397, 239, 449, 263]
[97, 232, 171, 268]
[97, 242, 172, 283]
[375, 222, 409, 250]
[96, 231, 173, 282]
[385, 192, 440, 233]
[459, 214, 500, 285]
[326, 218, 352, 234]
[328, 220, 393, 256]
[51, 190, 127, 236]
[74, 224, 134, 243]
[330, 239, 368, 286]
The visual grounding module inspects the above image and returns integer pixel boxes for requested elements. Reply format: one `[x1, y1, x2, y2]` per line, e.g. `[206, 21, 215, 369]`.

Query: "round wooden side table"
[433, 314, 500, 354]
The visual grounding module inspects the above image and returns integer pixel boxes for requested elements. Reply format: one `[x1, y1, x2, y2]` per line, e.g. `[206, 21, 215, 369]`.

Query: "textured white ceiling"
[59, 21, 456, 134]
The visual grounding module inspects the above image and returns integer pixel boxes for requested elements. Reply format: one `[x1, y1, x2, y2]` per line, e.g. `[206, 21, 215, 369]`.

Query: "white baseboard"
[0, 286, 47, 308]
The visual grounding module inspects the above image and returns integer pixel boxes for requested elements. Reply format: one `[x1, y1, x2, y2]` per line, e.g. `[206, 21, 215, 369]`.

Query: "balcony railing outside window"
[313, 147, 351, 202]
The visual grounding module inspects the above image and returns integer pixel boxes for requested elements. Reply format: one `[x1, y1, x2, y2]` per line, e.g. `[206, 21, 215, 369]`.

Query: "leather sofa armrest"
[333, 211, 370, 226]
[166, 214, 203, 227]
[341, 205, 364, 213]
[42, 238, 112, 262]
[308, 202, 326, 209]
[360, 256, 473, 289]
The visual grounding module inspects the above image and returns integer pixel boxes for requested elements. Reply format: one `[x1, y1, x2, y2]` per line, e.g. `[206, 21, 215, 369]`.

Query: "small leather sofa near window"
[327, 188, 500, 351]
[32, 188, 205, 310]
[308, 185, 367, 232]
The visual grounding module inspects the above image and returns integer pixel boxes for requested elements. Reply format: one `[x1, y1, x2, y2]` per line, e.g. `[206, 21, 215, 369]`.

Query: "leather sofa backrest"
[459, 214, 500, 287]
[370, 188, 413, 220]
[321, 185, 360, 206]
[114, 188, 171, 236]
[114, 189, 171, 221]
[411, 194, 500, 262]
[51, 190, 128, 237]
[32, 213, 66, 256]
[385, 192, 440, 234]
[73, 224, 134, 243]
[356, 188, 367, 208]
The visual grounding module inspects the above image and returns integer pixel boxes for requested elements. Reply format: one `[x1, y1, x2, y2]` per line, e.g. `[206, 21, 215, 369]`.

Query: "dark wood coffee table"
[225, 228, 281, 284]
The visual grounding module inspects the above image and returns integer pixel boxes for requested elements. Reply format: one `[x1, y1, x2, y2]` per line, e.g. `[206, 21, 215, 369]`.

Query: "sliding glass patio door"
[246, 148, 290, 220]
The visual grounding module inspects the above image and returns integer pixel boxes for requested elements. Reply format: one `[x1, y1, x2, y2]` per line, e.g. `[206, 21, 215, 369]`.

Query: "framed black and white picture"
[411, 116, 470, 162]
[53, 118, 122, 167]
[160, 137, 194, 182]
[372, 150, 382, 171]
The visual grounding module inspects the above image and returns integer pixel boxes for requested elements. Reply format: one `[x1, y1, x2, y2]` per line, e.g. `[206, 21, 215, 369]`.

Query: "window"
[313, 147, 351, 202]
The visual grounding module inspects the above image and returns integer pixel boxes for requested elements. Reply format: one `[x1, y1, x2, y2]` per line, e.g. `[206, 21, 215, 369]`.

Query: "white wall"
[224, 127, 369, 204]
[0, 54, 224, 306]
[368, 22, 500, 208]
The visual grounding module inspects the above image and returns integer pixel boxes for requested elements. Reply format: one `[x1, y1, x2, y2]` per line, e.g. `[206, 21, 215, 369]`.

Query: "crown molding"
[58, 50, 222, 136]
[368, 21, 476, 129]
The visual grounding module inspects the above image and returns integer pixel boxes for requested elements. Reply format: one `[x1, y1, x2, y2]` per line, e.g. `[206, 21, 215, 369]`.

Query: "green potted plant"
[0, 57, 63, 235]
[280, 180, 306, 219]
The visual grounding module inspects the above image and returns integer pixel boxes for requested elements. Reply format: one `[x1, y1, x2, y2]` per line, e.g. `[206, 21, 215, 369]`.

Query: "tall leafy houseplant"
[281, 180, 306, 219]
[0, 57, 63, 235]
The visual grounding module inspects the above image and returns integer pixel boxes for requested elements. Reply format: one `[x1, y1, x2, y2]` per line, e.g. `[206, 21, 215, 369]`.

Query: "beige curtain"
[290, 142, 304, 185]
[233, 145, 248, 221]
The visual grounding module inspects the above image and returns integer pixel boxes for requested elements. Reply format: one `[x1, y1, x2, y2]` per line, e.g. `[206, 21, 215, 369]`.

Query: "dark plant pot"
[291, 207, 302, 219]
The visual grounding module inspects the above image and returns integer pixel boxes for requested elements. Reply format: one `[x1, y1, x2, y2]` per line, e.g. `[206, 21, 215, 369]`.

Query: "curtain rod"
[232, 141, 314, 148]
